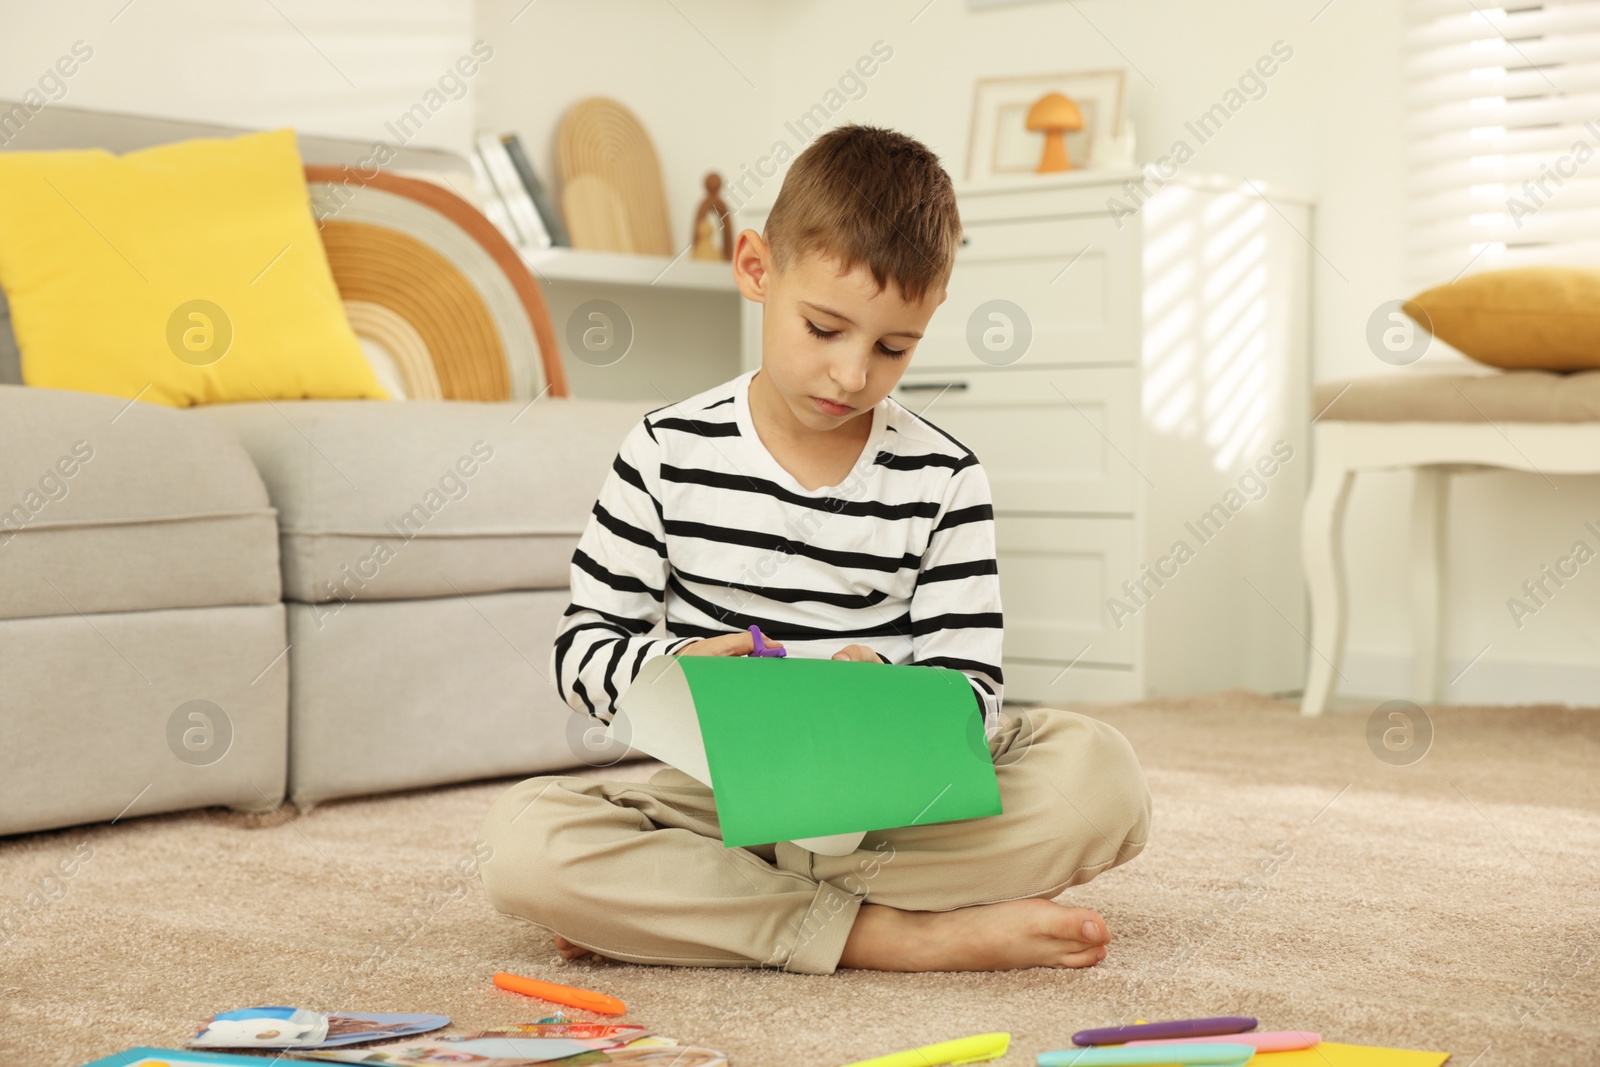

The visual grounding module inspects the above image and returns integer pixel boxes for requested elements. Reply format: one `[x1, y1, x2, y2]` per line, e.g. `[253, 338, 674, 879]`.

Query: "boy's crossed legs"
[478, 706, 1151, 975]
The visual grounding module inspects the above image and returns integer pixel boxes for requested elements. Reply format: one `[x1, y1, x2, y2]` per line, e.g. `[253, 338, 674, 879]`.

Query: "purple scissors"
[747, 624, 786, 657]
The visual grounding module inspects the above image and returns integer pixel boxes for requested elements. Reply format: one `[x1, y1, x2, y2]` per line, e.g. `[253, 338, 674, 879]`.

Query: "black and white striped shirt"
[551, 369, 1005, 731]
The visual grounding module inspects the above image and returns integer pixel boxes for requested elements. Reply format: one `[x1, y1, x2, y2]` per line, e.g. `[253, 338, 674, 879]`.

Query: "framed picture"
[964, 70, 1127, 183]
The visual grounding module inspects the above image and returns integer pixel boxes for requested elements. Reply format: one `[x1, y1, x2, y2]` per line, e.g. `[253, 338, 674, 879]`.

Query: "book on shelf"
[474, 131, 550, 250]
[501, 132, 571, 248]
[465, 147, 516, 241]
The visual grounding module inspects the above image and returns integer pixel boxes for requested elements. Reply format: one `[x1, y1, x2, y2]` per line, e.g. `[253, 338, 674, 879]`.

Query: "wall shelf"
[521, 247, 738, 292]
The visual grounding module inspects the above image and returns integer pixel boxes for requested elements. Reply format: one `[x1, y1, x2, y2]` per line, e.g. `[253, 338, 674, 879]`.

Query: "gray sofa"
[0, 104, 665, 836]
[0, 383, 652, 835]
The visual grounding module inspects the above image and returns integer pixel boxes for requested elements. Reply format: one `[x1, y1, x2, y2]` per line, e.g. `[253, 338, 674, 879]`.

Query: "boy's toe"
[1047, 905, 1110, 947]
[1057, 943, 1107, 968]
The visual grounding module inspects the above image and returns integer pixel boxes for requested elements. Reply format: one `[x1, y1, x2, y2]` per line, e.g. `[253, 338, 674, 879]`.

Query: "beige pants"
[478, 706, 1151, 975]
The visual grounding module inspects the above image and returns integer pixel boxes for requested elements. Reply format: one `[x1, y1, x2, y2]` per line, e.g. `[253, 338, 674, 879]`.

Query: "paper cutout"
[612, 655, 1001, 850]
[188, 1008, 447, 1049]
[299, 1037, 608, 1065]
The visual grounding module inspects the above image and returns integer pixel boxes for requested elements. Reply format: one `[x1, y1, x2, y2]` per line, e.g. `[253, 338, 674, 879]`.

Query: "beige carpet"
[3, 692, 1598, 1066]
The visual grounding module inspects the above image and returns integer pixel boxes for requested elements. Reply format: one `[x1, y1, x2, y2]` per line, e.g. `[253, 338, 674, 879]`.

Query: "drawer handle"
[897, 381, 969, 393]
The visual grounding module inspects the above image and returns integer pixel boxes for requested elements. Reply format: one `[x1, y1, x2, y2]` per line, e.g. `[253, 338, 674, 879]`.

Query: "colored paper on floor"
[297, 1036, 612, 1064]
[599, 1048, 728, 1066]
[188, 1008, 449, 1049]
[613, 655, 1001, 848]
[81, 1050, 280, 1067]
[465, 1025, 651, 1044]
[1254, 1042, 1451, 1067]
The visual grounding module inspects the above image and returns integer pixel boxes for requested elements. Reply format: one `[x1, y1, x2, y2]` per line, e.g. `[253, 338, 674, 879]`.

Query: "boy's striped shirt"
[551, 369, 1005, 731]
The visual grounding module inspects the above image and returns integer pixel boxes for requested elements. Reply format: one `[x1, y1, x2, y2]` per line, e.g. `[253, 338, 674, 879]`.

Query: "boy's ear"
[732, 228, 774, 303]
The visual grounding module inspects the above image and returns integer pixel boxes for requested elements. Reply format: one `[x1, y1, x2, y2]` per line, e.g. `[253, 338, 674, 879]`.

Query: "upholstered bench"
[1300, 369, 1600, 715]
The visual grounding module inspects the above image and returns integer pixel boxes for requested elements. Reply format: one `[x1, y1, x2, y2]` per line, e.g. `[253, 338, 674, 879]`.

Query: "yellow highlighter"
[840, 1031, 1011, 1067]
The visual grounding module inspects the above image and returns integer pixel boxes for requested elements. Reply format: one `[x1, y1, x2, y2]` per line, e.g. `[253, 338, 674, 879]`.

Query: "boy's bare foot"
[838, 898, 1112, 972]
[554, 899, 1109, 971]
[553, 934, 611, 963]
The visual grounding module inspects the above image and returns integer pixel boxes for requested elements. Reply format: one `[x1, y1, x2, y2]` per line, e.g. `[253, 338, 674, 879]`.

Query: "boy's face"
[732, 229, 946, 436]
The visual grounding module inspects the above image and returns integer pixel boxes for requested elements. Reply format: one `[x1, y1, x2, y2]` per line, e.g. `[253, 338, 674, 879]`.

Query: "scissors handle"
[747, 624, 786, 657]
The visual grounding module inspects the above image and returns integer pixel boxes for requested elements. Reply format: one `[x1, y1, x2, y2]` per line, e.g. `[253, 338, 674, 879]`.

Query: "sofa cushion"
[0, 385, 281, 620]
[284, 589, 594, 808]
[196, 395, 652, 604]
[0, 602, 288, 836]
[1312, 370, 1600, 423]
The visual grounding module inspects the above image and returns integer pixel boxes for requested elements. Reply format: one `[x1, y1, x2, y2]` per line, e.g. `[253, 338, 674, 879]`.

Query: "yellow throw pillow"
[1404, 267, 1600, 371]
[0, 128, 387, 406]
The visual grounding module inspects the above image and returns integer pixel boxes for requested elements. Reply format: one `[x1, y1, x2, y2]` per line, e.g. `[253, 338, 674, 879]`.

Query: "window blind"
[1405, 0, 1600, 285]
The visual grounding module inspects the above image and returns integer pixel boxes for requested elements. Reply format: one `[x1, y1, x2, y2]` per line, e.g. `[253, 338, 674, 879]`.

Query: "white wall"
[0, 0, 479, 153]
[475, 0, 773, 251]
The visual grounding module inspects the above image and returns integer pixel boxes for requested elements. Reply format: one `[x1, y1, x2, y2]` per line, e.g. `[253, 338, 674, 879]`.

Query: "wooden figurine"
[1026, 92, 1085, 173]
[691, 172, 733, 261]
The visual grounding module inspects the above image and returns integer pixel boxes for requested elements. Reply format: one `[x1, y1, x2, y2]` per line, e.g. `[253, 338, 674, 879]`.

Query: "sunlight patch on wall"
[1143, 185, 1272, 472]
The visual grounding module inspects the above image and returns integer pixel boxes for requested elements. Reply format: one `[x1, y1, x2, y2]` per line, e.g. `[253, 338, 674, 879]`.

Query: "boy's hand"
[674, 629, 785, 657]
[831, 644, 884, 663]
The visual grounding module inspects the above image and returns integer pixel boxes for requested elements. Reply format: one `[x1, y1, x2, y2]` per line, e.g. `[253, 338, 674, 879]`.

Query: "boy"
[479, 125, 1150, 975]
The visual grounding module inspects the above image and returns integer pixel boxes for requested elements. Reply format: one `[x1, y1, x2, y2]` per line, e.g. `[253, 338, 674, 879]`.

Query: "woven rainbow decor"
[304, 165, 567, 401]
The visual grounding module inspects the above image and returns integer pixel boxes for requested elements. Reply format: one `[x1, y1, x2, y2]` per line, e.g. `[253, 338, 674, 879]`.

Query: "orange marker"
[493, 971, 627, 1015]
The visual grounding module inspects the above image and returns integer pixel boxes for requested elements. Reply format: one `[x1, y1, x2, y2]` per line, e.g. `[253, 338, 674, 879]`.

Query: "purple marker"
[1073, 1017, 1257, 1047]
[747, 624, 786, 657]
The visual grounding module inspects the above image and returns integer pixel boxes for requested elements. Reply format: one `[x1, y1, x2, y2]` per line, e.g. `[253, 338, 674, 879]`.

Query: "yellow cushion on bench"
[0, 128, 387, 406]
[1404, 267, 1600, 371]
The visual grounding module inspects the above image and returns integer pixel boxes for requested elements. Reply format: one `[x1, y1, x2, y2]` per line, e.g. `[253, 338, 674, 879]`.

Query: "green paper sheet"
[611, 655, 1002, 849]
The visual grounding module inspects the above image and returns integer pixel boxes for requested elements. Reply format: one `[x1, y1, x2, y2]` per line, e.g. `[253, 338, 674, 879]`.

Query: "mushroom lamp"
[1025, 91, 1085, 173]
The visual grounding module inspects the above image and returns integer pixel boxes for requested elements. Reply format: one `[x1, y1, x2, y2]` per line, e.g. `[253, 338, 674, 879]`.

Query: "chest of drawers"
[741, 170, 1313, 702]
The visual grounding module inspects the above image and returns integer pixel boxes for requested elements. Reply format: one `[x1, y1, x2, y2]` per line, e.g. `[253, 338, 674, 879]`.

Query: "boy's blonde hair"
[763, 124, 961, 305]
